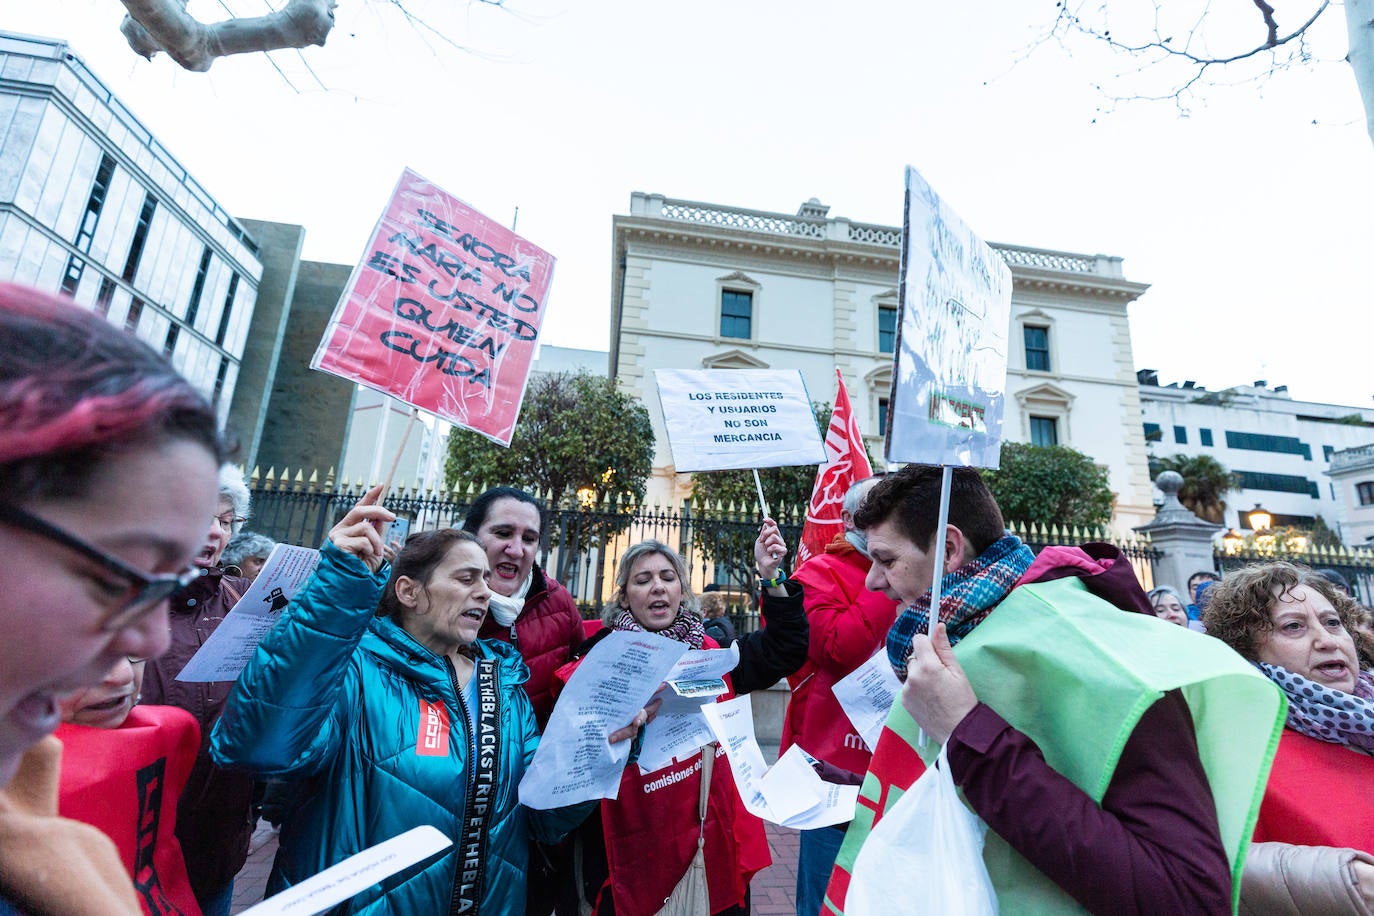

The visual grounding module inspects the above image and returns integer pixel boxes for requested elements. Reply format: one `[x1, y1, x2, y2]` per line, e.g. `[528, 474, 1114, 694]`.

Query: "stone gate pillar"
[1133, 471, 1223, 593]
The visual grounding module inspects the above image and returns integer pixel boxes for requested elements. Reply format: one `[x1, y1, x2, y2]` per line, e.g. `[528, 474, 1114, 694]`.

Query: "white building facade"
[0, 32, 262, 427]
[1138, 376, 1374, 541]
[1327, 444, 1374, 547]
[611, 193, 1156, 532]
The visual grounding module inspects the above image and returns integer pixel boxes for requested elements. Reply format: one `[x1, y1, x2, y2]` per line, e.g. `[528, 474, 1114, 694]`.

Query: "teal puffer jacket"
[211, 542, 584, 914]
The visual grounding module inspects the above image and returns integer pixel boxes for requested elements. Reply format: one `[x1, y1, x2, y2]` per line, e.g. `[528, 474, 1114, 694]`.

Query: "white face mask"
[487, 572, 534, 627]
[846, 529, 870, 558]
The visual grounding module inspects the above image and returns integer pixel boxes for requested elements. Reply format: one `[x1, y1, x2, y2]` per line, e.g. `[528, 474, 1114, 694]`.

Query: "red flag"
[797, 370, 874, 566]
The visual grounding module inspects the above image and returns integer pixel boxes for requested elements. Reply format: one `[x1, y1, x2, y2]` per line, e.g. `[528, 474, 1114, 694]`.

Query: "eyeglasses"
[213, 511, 247, 529]
[0, 502, 201, 631]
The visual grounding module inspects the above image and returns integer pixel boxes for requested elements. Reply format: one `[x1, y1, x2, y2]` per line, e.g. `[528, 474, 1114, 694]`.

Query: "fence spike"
[264, 467, 277, 486]
[250, 466, 261, 486]
[308, 469, 318, 485]
[294, 469, 305, 488]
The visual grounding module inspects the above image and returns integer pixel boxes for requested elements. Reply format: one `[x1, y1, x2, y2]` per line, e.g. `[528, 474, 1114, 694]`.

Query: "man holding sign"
[822, 465, 1285, 915]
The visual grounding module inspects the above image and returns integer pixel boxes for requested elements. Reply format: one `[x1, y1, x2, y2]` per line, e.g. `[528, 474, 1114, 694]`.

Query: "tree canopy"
[443, 370, 654, 510]
[1149, 453, 1237, 524]
[982, 442, 1115, 530]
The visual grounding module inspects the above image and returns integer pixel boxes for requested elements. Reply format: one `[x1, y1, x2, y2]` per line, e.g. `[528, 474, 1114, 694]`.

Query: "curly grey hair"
[222, 532, 275, 570]
[218, 465, 250, 536]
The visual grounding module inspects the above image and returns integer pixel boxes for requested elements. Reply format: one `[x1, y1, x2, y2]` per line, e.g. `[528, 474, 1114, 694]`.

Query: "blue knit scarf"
[886, 532, 1035, 675]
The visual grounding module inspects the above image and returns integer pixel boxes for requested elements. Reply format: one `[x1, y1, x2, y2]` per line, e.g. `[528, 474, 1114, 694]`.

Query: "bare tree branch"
[1252, 0, 1280, 47]
[119, 0, 337, 72]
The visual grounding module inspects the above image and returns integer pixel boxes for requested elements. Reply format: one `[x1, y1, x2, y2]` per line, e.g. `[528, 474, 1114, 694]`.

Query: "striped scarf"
[886, 532, 1035, 675]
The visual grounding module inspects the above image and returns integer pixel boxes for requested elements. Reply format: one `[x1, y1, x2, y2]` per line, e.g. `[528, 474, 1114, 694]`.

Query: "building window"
[1323, 445, 1335, 461]
[878, 398, 889, 433]
[1358, 482, 1374, 506]
[1234, 470, 1320, 498]
[1024, 326, 1050, 372]
[1173, 425, 1187, 444]
[1030, 415, 1059, 446]
[122, 193, 158, 283]
[124, 297, 144, 333]
[878, 305, 897, 354]
[215, 273, 239, 346]
[94, 277, 116, 316]
[1199, 428, 1213, 447]
[1143, 422, 1162, 443]
[720, 290, 752, 339]
[1225, 430, 1311, 460]
[185, 246, 213, 327]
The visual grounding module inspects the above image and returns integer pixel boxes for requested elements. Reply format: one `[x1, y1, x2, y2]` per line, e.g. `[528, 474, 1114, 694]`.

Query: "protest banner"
[797, 369, 873, 566]
[885, 166, 1012, 468]
[312, 168, 556, 446]
[655, 369, 826, 473]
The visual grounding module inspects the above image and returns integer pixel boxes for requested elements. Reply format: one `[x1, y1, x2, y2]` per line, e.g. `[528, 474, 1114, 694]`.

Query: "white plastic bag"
[847, 744, 998, 916]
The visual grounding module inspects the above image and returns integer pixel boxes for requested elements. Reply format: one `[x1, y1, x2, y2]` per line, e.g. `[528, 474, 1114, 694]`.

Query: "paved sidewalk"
[231, 819, 802, 914]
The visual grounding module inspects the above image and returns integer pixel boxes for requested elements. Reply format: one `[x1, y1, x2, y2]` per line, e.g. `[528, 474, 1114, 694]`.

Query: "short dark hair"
[1187, 570, 1220, 588]
[461, 486, 546, 537]
[377, 528, 482, 619]
[852, 464, 1004, 557]
[0, 282, 229, 501]
[1203, 561, 1364, 662]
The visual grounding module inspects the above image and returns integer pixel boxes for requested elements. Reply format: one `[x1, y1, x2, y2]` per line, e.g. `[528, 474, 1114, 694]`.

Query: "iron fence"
[245, 474, 1167, 633]
[1215, 545, 1374, 606]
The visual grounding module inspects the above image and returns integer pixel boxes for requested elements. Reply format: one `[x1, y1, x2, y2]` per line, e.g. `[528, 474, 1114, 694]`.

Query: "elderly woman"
[1203, 562, 1374, 913]
[0, 282, 223, 914]
[559, 519, 808, 914]
[221, 531, 277, 581]
[1147, 585, 1190, 626]
[211, 487, 631, 913]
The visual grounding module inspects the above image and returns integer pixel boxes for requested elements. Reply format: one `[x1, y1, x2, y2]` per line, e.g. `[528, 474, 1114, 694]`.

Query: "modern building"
[0, 31, 362, 476]
[611, 192, 1156, 532]
[1138, 374, 1374, 541]
[0, 31, 262, 429]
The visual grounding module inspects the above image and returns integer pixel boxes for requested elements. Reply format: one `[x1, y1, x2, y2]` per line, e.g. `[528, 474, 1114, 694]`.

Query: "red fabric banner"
[312, 169, 556, 445]
[797, 370, 873, 566]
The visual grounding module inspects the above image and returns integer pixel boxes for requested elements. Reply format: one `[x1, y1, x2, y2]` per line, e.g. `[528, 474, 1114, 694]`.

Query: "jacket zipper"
[446, 655, 477, 916]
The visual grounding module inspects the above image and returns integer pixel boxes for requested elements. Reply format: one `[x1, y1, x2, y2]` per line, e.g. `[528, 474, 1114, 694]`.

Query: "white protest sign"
[655, 369, 826, 472]
[831, 650, 902, 752]
[240, 825, 450, 915]
[519, 631, 687, 809]
[178, 544, 321, 682]
[886, 166, 1013, 468]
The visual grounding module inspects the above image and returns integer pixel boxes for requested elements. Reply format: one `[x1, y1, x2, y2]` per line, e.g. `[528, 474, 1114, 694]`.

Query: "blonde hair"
[602, 540, 699, 625]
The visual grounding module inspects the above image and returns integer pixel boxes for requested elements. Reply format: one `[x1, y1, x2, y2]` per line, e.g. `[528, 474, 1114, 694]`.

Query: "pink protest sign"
[312, 169, 555, 445]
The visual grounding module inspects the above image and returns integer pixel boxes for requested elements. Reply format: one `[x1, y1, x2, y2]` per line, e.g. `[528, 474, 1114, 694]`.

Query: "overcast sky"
[8, 1, 1373, 407]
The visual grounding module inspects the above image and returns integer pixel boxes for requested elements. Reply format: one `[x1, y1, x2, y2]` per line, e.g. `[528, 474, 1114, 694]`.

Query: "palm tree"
[1150, 454, 1237, 524]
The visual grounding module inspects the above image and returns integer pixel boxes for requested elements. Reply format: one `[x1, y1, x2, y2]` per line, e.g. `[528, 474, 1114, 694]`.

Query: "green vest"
[825, 577, 1286, 916]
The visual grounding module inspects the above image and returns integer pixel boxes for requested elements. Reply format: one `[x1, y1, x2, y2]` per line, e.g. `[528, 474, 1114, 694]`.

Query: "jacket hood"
[364, 615, 532, 690]
[1019, 543, 1155, 617]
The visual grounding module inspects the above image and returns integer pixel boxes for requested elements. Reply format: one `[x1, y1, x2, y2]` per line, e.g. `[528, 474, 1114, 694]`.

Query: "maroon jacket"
[945, 544, 1232, 915]
[477, 565, 583, 728]
[141, 568, 256, 901]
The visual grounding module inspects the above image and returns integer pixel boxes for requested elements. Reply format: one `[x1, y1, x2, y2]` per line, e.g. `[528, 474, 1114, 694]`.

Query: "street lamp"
[1222, 528, 1244, 555]
[1248, 503, 1272, 534]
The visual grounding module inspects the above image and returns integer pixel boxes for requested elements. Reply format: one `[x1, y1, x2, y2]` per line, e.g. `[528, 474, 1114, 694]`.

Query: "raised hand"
[754, 517, 787, 581]
[328, 484, 395, 573]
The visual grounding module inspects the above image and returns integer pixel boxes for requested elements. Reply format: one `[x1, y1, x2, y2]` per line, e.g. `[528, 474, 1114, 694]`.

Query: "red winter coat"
[1253, 728, 1374, 852]
[783, 536, 898, 775]
[555, 635, 771, 915]
[56, 705, 203, 916]
[478, 565, 584, 728]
